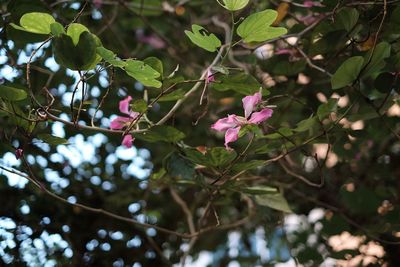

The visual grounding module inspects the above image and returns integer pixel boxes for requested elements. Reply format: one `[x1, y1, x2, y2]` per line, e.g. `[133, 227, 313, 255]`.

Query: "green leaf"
[53, 31, 98, 70]
[361, 42, 391, 78]
[166, 153, 195, 180]
[184, 147, 237, 168]
[331, 56, 364, 89]
[294, 116, 318, 132]
[135, 125, 185, 143]
[273, 60, 306, 76]
[157, 89, 186, 102]
[317, 98, 338, 120]
[0, 85, 28, 101]
[184, 24, 221, 52]
[131, 99, 147, 113]
[211, 73, 263, 95]
[66, 23, 90, 45]
[50, 22, 65, 37]
[144, 57, 163, 78]
[241, 185, 278, 195]
[208, 147, 237, 167]
[37, 134, 69, 145]
[96, 47, 127, 68]
[125, 60, 162, 88]
[11, 12, 55, 34]
[237, 10, 287, 43]
[221, 0, 249, 11]
[255, 193, 292, 212]
[262, 128, 293, 139]
[231, 160, 265, 172]
[337, 7, 359, 32]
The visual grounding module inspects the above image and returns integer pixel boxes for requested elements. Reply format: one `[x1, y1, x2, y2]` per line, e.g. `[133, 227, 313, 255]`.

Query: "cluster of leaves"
[1, 0, 400, 266]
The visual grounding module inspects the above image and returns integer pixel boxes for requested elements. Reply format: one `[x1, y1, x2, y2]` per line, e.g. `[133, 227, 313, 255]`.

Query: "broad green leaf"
[337, 7, 359, 32]
[255, 193, 292, 212]
[185, 24, 221, 52]
[237, 10, 287, 43]
[53, 31, 98, 70]
[0, 85, 27, 101]
[241, 186, 278, 195]
[273, 60, 306, 76]
[131, 99, 147, 113]
[184, 147, 237, 168]
[157, 89, 186, 102]
[144, 57, 163, 78]
[262, 127, 293, 139]
[231, 160, 265, 172]
[361, 42, 391, 78]
[11, 12, 55, 34]
[317, 99, 338, 120]
[294, 116, 318, 132]
[96, 47, 127, 68]
[221, 0, 249, 11]
[125, 60, 162, 88]
[37, 134, 69, 145]
[211, 73, 264, 95]
[66, 23, 90, 45]
[331, 56, 364, 89]
[50, 22, 65, 37]
[135, 125, 185, 143]
[208, 147, 237, 167]
[166, 153, 195, 180]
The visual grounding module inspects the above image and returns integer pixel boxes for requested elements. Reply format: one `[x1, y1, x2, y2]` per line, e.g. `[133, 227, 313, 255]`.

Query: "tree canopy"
[1, 0, 400, 266]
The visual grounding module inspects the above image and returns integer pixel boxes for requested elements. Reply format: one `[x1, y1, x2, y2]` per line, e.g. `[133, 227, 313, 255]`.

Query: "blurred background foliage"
[1, 0, 400, 266]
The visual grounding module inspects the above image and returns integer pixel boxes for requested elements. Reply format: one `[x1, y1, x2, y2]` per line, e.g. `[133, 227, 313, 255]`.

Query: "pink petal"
[275, 49, 294, 55]
[211, 115, 239, 132]
[303, 1, 324, 7]
[206, 69, 215, 83]
[129, 111, 140, 120]
[242, 92, 262, 119]
[15, 148, 23, 159]
[248, 108, 273, 124]
[122, 134, 134, 148]
[110, 116, 131, 130]
[224, 127, 240, 149]
[303, 0, 314, 7]
[119, 96, 133, 115]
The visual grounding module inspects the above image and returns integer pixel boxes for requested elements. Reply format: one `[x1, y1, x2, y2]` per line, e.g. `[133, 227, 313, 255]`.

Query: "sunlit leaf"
[221, 0, 249, 11]
[10, 12, 55, 34]
[125, 60, 162, 88]
[237, 10, 287, 43]
[185, 24, 221, 52]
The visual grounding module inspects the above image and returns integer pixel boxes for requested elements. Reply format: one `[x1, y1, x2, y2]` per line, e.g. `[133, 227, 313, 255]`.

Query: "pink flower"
[206, 69, 215, 83]
[211, 92, 273, 149]
[15, 148, 23, 159]
[110, 96, 139, 148]
[93, 0, 103, 9]
[122, 134, 134, 148]
[136, 30, 166, 49]
[303, 1, 324, 7]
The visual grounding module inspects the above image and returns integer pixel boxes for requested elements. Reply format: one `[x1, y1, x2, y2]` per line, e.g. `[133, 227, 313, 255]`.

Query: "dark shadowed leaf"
[331, 56, 364, 89]
[135, 126, 185, 143]
[0, 85, 28, 101]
